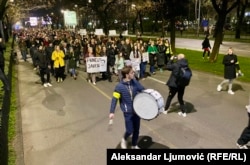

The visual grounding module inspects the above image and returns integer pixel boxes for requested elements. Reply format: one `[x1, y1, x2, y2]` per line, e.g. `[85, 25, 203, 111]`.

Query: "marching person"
[35, 45, 52, 87]
[109, 65, 145, 149]
[217, 47, 237, 95]
[163, 54, 190, 117]
[51, 45, 65, 83]
[236, 104, 250, 149]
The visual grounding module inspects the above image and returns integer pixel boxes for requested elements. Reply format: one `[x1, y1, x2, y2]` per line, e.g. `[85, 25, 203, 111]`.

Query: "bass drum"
[133, 89, 164, 120]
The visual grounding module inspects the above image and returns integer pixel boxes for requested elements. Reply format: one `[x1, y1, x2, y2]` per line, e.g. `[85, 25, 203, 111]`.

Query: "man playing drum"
[109, 65, 145, 149]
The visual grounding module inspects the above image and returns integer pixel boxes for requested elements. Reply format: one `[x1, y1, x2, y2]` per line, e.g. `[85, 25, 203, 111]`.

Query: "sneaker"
[182, 113, 187, 117]
[178, 112, 187, 117]
[217, 85, 222, 91]
[162, 110, 168, 115]
[88, 79, 91, 83]
[236, 143, 248, 149]
[47, 83, 52, 87]
[120, 138, 127, 149]
[43, 83, 48, 87]
[60, 78, 63, 82]
[228, 90, 235, 95]
[93, 82, 96, 85]
[246, 105, 250, 113]
[131, 145, 140, 149]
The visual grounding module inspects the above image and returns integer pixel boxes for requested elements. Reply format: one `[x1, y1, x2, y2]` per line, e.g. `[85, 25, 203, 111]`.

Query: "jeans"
[140, 62, 147, 78]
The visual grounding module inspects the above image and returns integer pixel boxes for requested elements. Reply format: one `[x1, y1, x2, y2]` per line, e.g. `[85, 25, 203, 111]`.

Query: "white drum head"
[133, 92, 159, 120]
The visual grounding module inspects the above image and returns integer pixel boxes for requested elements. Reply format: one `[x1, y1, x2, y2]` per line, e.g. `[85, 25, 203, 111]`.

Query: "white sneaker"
[217, 85, 222, 91]
[178, 112, 187, 117]
[182, 113, 187, 117]
[228, 90, 235, 95]
[43, 83, 48, 87]
[60, 78, 63, 82]
[120, 138, 127, 149]
[236, 143, 248, 149]
[162, 110, 168, 115]
[47, 83, 52, 87]
[131, 145, 140, 149]
[246, 105, 250, 113]
[88, 79, 91, 83]
[93, 82, 96, 85]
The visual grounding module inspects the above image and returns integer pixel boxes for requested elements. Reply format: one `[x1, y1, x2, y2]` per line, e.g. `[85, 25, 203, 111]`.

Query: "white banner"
[79, 29, 87, 35]
[131, 58, 140, 71]
[109, 30, 117, 36]
[142, 52, 149, 62]
[86, 57, 107, 73]
[95, 29, 104, 35]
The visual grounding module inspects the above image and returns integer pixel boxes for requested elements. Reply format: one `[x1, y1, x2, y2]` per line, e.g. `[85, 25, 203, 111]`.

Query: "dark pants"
[140, 62, 147, 78]
[123, 112, 140, 146]
[55, 66, 65, 81]
[165, 86, 186, 113]
[149, 53, 156, 73]
[237, 113, 250, 145]
[39, 67, 50, 84]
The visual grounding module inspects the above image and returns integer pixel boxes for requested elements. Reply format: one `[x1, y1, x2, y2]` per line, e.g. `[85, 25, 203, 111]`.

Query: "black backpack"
[177, 66, 192, 87]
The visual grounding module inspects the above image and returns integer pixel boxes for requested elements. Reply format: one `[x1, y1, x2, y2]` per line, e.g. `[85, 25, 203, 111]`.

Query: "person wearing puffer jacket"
[109, 65, 145, 149]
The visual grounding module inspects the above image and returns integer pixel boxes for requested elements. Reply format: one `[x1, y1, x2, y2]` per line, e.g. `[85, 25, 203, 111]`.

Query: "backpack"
[177, 66, 192, 87]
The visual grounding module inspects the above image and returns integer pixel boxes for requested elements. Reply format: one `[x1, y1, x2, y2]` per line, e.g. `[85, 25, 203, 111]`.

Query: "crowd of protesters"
[13, 28, 174, 86]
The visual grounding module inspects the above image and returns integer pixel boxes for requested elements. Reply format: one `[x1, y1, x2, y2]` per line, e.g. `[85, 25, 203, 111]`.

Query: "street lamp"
[74, 4, 79, 27]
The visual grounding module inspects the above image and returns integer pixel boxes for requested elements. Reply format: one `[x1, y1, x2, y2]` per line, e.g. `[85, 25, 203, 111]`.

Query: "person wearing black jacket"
[216, 47, 237, 95]
[35, 45, 52, 87]
[163, 54, 189, 117]
[202, 34, 211, 59]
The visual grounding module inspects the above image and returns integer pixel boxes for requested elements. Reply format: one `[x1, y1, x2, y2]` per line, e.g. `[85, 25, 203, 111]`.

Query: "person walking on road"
[217, 47, 237, 95]
[202, 34, 211, 59]
[109, 65, 145, 149]
[236, 105, 250, 149]
[163, 54, 190, 117]
[35, 45, 52, 87]
[52, 45, 65, 83]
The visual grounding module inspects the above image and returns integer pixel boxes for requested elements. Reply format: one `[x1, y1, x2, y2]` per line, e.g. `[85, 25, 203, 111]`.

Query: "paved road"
[16, 39, 250, 165]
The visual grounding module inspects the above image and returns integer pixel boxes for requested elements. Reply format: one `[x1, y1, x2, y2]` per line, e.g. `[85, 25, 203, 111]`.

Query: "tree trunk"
[138, 12, 143, 34]
[235, 2, 246, 39]
[210, 14, 226, 62]
[170, 17, 176, 54]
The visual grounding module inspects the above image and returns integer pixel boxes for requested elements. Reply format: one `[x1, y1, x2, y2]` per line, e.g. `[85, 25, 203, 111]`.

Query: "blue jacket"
[110, 79, 145, 113]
